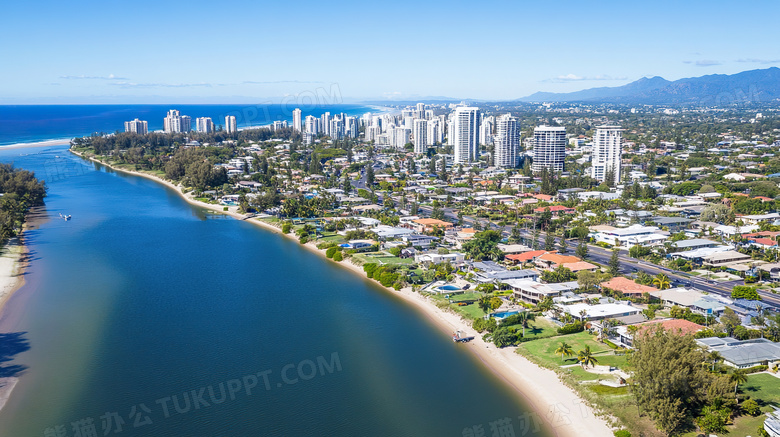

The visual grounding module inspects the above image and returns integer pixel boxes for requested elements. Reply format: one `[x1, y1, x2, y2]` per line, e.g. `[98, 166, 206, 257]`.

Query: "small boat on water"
[58, 213, 72, 221]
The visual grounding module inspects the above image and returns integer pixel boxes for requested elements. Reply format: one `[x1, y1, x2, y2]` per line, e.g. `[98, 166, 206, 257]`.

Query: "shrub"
[363, 263, 378, 278]
[223, 206, 228, 211]
[557, 321, 585, 335]
[299, 235, 309, 244]
[742, 398, 761, 416]
[613, 430, 631, 437]
[326, 247, 338, 259]
[282, 223, 292, 234]
[333, 251, 343, 262]
[603, 339, 618, 349]
[743, 364, 768, 374]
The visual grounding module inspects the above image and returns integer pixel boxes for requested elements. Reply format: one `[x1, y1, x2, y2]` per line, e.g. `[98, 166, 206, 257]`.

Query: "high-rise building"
[415, 103, 426, 119]
[345, 116, 358, 138]
[494, 114, 520, 168]
[412, 119, 428, 154]
[305, 115, 319, 135]
[532, 126, 566, 173]
[225, 116, 237, 134]
[272, 120, 288, 131]
[321, 112, 331, 136]
[292, 108, 302, 132]
[426, 119, 442, 146]
[391, 127, 411, 149]
[196, 117, 214, 133]
[591, 125, 624, 184]
[365, 125, 382, 142]
[164, 109, 191, 133]
[452, 107, 480, 164]
[124, 118, 148, 135]
[480, 116, 494, 145]
[330, 118, 344, 140]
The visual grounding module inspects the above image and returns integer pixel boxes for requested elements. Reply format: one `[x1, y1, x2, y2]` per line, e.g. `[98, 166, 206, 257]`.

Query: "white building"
[321, 112, 331, 136]
[452, 107, 480, 164]
[427, 119, 442, 145]
[196, 117, 214, 133]
[591, 224, 668, 247]
[225, 115, 237, 134]
[532, 126, 566, 173]
[124, 118, 148, 135]
[305, 115, 319, 135]
[272, 120, 288, 131]
[479, 116, 494, 146]
[345, 116, 358, 138]
[412, 119, 428, 154]
[494, 113, 520, 168]
[292, 108, 302, 132]
[591, 125, 623, 184]
[164, 109, 191, 133]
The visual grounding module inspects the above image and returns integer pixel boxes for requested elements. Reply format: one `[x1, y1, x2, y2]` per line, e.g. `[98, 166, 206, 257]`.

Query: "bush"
[603, 339, 618, 349]
[557, 321, 585, 335]
[326, 247, 338, 259]
[732, 285, 761, 300]
[742, 398, 761, 416]
[743, 364, 768, 374]
[299, 235, 309, 244]
[388, 247, 402, 257]
[223, 206, 228, 211]
[333, 251, 343, 262]
[363, 263, 378, 278]
[282, 223, 292, 234]
[613, 430, 631, 437]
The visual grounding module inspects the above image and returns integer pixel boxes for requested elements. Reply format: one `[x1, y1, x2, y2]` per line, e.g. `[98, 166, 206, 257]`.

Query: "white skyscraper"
[124, 118, 148, 135]
[532, 126, 566, 173]
[272, 120, 288, 131]
[305, 115, 319, 135]
[225, 116, 237, 134]
[415, 103, 426, 119]
[494, 114, 520, 168]
[452, 107, 480, 164]
[479, 116, 494, 145]
[196, 117, 214, 133]
[426, 119, 442, 146]
[292, 108, 302, 132]
[591, 125, 624, 184]
[345, 116, 358, 138]
[321, 112, 331, 136]
[412, 119, 428, 154]
[164, 109, 187, 133]
[330, 118, 344, 140]
[392, 127, 411, 149]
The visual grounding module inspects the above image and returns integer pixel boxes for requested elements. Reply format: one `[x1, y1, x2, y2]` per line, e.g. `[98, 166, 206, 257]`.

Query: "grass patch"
[588, 384, 629, 396]
[741, 373, 780, 408]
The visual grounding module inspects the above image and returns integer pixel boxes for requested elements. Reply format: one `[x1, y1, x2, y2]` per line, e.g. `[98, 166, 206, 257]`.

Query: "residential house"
[696, 337, 780, 369]
[600, 276, 656, 298]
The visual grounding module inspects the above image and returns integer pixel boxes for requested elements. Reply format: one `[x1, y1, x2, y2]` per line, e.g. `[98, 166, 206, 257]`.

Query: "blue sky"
[2, 0, 779, 103]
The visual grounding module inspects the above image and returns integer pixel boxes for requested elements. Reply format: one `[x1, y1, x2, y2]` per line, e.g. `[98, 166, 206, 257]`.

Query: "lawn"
[741, 372, 780, 409]
[518, 331, 628, 369]
[505, 317, 559, 341]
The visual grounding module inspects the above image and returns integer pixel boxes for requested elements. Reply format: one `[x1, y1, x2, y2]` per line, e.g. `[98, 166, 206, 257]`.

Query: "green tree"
[577, 346, 598, 368]
[544, 232, 556, 251]
[608, 248, 620, 276]
[554, 341, 573, 362]
[462, 230, 503, 261]
[730, 369, 747, 397]
[576, 240, 588, 259]
[652, 274, 671, 290]
[631, 326, 712, 435]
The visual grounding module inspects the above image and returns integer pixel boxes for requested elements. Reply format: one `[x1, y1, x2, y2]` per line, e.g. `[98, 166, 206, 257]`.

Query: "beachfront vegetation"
[0, 163, 47, 243]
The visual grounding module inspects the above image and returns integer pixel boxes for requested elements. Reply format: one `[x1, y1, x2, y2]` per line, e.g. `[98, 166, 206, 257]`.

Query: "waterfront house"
[696, 337, 780, 369]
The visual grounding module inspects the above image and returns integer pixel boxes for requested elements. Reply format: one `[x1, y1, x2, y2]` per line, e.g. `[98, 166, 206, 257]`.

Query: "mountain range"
[516, 67, 780, 105]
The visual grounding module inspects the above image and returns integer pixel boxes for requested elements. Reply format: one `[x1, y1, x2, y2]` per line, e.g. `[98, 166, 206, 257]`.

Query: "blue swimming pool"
[438, 285, 461, 291]
[491, 311, 519, 319]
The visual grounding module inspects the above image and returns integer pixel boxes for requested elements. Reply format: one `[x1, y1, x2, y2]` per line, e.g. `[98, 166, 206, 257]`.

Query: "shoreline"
[0, 235, 31, 413]
[69, 148, 614, 437]
[0, 139, 73, 149]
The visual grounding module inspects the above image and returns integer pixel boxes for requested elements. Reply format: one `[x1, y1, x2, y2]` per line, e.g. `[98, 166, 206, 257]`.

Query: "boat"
[59, 213, 72, 221]
[452, 331, 475, 343]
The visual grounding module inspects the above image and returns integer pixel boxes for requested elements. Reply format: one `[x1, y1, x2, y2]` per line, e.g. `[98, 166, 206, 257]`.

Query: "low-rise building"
[697, 337, 780, 368]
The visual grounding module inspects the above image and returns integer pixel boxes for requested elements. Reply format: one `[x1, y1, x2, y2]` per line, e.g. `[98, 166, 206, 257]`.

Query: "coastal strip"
[69, 148, 614, 437]
[0, 139, 73, 149]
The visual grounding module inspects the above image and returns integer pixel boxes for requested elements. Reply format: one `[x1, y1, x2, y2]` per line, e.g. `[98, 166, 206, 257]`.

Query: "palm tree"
[577, 346, 599, 368]
[730, 369, 747, 397]
[555, 342, 574, 363]
[517, 311, 537, 337]
[652, 274, 671, 290]
[707, 350, 723, 372]
[535, 296, 554, 313]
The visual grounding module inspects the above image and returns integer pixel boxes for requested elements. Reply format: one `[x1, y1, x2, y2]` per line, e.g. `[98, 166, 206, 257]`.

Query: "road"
[382, 191, 780, 309]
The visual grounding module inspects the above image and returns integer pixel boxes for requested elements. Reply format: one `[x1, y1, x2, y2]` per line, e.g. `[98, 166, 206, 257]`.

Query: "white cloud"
[683, 60, 721, 67]
[544, 74, 628, 83]
[736, 58, 780, 64]
[60, 74, 128, 80]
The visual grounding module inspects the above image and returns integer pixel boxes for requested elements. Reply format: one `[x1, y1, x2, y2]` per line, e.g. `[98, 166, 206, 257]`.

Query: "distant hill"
[517, 67, 780, 105]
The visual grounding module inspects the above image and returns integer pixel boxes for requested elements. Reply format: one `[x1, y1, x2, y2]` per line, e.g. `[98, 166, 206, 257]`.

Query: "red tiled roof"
[538, 253, 581, 265]
[637, 319, 704, 336]
[600, 276, 656, 295]
[506, 250, 551, 263]
[750, 237, 777, 247]
[563, 261, 598, 272]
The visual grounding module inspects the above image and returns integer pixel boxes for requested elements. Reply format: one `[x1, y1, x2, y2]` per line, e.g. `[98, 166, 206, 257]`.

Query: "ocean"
[0, 104, 379, 146]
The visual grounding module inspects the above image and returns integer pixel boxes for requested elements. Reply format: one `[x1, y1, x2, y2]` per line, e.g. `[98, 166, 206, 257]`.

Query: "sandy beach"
[0, 139, 73, 149]
[70, 149, 614, 437]
[0, 236, 30, 413]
